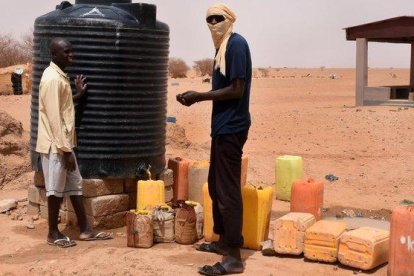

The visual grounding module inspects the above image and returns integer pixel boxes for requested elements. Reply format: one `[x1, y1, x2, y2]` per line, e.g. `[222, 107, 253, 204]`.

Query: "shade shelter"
[345, 16, 414, 106]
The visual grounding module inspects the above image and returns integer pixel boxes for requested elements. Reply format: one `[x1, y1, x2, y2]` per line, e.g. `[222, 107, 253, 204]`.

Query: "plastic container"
[137, 180, 165, 210]
[290, 178, 324, 220]
[275, 155, 303, 201]
[126, 210, 153, 248]
[202, 182, 220, 242]
[242, 184, 274, 250]
[168, 157, 192, 201]
[273, 212, 316, 255]
[188, 160, 209, 205]
[338, 227, 389, 270]
[388, 205, 414, 276]
[241, 155, 248, 186]
[191, 201, 204, 240]
[174, 203, 197, 245]
[152, 206, 175, 243]
[304, 220, 347, 262]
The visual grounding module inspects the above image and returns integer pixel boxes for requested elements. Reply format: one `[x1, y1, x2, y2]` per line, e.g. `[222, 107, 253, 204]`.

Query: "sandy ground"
[1, 68, 413, 275]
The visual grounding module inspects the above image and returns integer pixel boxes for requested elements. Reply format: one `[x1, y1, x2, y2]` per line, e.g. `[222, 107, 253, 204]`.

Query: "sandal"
[198, 262, 243, 275]
[48, 236, 77, 248]
[195, 242, 228, 255]
[80, 231, 113, 241]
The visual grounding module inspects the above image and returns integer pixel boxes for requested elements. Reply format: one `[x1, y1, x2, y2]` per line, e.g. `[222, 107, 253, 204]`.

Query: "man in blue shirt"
[176, 3, 251, 275]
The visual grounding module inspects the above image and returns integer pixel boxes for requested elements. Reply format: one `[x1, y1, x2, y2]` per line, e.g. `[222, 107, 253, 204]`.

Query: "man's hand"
[63, 152, 76, 172]
[75, 74, 87, 98]
[176, 91, 200, 106]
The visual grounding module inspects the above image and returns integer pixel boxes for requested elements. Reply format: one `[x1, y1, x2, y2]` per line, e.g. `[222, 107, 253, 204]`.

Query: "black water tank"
[30, 0, 169, 178]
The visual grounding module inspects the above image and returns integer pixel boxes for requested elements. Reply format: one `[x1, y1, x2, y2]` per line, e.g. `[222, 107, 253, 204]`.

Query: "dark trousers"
[208, 130, 248, 248]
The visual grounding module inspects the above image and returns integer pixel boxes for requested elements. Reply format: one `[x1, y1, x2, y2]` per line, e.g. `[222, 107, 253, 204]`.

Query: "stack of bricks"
[28, 168, 174, 229]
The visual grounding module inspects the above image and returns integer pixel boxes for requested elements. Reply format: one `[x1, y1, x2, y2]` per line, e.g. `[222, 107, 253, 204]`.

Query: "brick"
[27, 202, 40, 215]
[33, 171, 45, 187]
[27, 185, 47, 206]
[82, 179, 123, 198]
[158, 168, 173, 187]
[66, 210, 127, 229]
[67, 194, 129, 217]
[124, 178, 137, 193]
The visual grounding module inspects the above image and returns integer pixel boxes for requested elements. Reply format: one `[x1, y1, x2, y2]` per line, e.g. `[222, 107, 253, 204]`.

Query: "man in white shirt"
[36, 37, 112, 248]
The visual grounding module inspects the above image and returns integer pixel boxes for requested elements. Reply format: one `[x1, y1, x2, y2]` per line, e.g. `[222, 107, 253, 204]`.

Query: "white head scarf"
[206, 3, 237, 76]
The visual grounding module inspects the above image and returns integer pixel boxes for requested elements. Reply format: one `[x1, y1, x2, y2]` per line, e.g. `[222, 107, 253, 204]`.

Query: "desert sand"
[0, 67, 413, 275]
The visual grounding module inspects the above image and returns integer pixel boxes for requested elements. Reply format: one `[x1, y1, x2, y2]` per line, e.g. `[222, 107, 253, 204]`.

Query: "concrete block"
[124, 178, 137, 193]
[67, 194, 129, 217]
[40, 205, 48, 219]
[66, 210, 127, 229]
[28, 185, 47, 206]
[128, 192, 137, 210]
[33, 171, 45, 187]
[27, 202, 40, 215]
[165, 185, 173, 203]
[158, 168, 173, 187]
[82, 179, 123, 198]
[40, 203, 65, 222]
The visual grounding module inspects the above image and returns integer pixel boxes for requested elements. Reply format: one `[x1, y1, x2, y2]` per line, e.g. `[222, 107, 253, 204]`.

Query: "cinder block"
[28, 185, 47, 206]
[27, 202, 40, 215]
[158, 168, 173, 187]
[66, 210, 127, 229]
[34, 171, 45, 187]
[124, 178, 137, 193]
[67, 194, 129, 217]
[40, 205, 48, 219]
[39, 201, 65, 222]
[165, 185, 173, 203]
[82, 179, 123, 198]
[128, 192, 137, 210]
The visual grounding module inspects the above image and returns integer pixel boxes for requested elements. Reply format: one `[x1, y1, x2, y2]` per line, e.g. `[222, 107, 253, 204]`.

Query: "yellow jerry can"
[202, 182, 220, 242]
[275, 155, 303, 201]
[137, 180, 165, 211]
[242, 184, 274, 250]
[338, 227, 389, 270]
[304, 220, 347, 263]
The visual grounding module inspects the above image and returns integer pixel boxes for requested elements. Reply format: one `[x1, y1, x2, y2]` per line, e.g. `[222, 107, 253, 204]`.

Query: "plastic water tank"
[30, 0, 169, 178]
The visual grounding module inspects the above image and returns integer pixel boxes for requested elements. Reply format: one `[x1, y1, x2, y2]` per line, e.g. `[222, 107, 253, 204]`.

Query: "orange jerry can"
[290, 178, 324, 220]
[202, 182, 220, 242]
[388, 205, 414, 276]
[242, 184, 274, 250]
[168, 157, 191, 201]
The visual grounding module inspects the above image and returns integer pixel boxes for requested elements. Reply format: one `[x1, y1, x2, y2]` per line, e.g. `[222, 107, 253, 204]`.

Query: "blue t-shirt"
[211, 33, 252, 137]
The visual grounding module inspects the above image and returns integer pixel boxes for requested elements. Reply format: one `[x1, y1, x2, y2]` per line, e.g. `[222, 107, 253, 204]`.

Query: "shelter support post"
[355, 38, 368, 106]
[410, 43, 414, 100]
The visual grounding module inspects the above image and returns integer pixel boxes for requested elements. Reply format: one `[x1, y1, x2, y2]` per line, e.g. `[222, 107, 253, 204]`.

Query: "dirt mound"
[0, 111, 30, 190]
[166, 123, 191, 149]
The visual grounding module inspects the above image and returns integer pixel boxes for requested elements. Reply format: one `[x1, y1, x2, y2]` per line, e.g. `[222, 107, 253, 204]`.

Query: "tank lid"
[75, 0, 131, 4]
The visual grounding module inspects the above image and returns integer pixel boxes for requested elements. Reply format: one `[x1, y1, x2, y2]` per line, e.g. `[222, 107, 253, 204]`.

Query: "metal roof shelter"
[345, 16, 414, 106]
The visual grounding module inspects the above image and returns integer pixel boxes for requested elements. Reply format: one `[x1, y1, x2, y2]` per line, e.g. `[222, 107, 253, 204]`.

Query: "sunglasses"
[206, 15, 225, 24]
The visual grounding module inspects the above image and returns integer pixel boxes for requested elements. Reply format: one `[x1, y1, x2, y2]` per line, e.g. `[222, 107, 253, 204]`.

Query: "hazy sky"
[2, 0, 414, 67]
